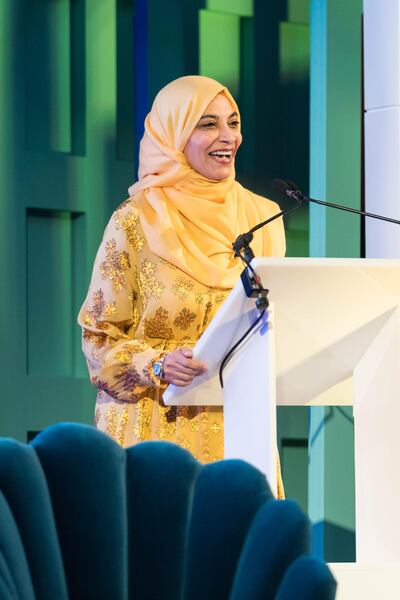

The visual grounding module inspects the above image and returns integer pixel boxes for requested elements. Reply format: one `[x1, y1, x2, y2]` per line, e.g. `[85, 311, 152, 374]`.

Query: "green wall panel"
[117, 0, 135, 161]
[27, 209, 74, 377]
[280, 21, 309, 83]
[288, 0, 309, 24]
[199, 9, 241, 97]
[25, 0, 72, 153]
[207, 0, 253, 17]
[0, 0, 134, 442]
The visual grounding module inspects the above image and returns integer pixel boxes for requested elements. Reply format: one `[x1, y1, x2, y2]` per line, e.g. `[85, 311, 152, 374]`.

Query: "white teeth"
[209, 151, 232, 157]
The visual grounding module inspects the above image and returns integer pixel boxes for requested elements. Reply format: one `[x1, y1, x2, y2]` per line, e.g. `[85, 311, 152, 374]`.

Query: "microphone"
[273, 178, 400, 226]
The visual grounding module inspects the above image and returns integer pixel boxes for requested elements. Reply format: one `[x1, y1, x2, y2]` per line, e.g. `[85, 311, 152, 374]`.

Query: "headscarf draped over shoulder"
[128, 75, 285, 289]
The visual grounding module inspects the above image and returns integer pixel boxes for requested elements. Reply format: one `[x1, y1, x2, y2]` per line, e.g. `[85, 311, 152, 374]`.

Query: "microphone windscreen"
[272, 178, 291, 193]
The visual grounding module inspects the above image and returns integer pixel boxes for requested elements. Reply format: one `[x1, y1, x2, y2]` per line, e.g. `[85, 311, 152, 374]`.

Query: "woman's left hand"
[162, 347, 207, 387]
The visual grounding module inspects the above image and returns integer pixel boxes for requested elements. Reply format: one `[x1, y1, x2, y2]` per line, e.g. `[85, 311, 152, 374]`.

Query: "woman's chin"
[206, 165, 234, 181]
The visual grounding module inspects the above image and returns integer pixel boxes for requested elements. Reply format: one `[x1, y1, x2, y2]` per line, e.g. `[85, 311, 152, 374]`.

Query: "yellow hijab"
[128, 76, 285, 289]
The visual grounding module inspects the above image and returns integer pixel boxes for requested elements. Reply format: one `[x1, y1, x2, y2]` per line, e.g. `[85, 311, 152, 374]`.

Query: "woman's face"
[184, 93, 242, 181]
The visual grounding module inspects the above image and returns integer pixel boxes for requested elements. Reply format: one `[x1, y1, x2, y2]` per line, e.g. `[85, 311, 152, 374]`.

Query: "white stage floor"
[329, 563, 400, 599]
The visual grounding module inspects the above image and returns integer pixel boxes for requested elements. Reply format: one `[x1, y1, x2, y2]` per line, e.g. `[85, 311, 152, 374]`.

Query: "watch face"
[153, 361, 163, 377]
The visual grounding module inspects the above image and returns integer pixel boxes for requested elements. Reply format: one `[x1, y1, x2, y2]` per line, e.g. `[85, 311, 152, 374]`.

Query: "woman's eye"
[199, 121, 216, 129]
[229, 120, 240, 128]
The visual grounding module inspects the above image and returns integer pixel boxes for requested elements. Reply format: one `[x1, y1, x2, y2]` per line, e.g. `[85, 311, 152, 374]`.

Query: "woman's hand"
[162, 348, 207, 387]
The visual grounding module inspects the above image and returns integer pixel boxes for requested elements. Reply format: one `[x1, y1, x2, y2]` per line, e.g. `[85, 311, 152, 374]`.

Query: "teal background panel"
[309, 0, 363, 562]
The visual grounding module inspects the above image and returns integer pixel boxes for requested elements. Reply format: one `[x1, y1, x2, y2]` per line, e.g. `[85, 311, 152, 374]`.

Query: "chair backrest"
[0, 423, 336, 600]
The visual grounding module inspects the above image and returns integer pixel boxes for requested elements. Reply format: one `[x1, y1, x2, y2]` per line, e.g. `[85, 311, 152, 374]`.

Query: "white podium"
[164, 257, 400, 563]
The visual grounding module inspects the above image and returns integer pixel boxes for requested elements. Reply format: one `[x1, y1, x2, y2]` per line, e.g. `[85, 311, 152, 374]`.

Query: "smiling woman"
[184, 93, 242, 181]
[78, 75, 286, 496]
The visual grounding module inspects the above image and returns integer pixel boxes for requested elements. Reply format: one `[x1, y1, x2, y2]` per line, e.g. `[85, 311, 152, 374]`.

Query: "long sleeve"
[78, 208, 162, 403]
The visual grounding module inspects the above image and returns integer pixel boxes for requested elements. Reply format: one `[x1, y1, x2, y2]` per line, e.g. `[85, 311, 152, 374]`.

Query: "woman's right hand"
[162, 348, 207, 387]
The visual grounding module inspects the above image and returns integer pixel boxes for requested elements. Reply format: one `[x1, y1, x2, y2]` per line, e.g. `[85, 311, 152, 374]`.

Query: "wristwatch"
[152, 355, 166, 380]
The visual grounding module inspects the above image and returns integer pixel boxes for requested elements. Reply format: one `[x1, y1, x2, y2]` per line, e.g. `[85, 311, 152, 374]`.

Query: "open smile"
[208, 149, 234, 164]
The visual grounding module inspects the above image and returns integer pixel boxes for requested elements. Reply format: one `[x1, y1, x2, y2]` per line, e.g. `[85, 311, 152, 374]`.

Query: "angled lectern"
[163, 257, 400, 563]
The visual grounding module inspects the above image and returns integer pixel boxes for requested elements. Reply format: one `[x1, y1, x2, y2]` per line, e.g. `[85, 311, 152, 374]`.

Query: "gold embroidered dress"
[78, 76, 286, 493]
[79, 202, 230, 460]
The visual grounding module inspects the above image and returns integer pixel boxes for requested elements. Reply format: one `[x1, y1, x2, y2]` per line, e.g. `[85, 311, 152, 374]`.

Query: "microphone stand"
[221, 204, 299, 386]
[232, 201, 303, 309]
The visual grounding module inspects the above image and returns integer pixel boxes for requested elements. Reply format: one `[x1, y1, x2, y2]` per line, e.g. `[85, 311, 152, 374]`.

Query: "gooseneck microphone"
[232, 195, 303, 263]
[273, 178, 400, 226]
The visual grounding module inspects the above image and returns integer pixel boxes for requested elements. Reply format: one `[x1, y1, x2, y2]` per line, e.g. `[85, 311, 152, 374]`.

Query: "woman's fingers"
[170, 376, 195, 387]
[177, 348, 207, 373]
[162, 347, 208, 386]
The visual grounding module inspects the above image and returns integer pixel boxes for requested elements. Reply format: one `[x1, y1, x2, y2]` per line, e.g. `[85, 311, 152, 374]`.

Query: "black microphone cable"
[218, 248, 267, 388]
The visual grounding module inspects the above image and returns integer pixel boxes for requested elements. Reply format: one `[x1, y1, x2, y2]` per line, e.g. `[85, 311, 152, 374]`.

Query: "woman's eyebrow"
[199, 112, 239, 120]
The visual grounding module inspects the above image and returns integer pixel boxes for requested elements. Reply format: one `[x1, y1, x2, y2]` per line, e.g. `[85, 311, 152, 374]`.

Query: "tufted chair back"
[0, 423, 336, 599]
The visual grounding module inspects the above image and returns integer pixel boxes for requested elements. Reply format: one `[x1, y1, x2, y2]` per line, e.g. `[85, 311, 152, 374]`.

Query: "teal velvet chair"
[0, 423, 336, 599]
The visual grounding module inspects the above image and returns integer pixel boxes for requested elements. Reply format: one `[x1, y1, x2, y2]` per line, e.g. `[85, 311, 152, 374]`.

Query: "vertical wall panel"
[281, 440, 308, 513]
[117, 0, 135, 161]
[70, 0, 86, 155]
[26, 209, 85, 377]
[279, 20, 310, 257]
[199, 10, 241, 97]
[0, 0, 28, 440]
[25, 0, 72, 153]
[309, 0, 362, 562]
[207, 0, 252, 16]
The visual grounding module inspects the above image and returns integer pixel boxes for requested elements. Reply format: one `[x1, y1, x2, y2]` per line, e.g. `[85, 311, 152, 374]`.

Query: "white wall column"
[364, 0, 400, 257]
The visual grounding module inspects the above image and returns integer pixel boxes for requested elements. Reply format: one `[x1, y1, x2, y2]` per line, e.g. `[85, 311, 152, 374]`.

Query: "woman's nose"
[218, 124, 236, 143]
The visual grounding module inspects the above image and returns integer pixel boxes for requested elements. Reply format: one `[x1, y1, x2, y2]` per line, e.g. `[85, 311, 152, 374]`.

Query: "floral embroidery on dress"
[215, 292, 226, 303]
[194, 289, 227, 306]
[210, 421, 222, 434]
[121, 365, 142, 394]
[176, 432, 192, 451]
[97, 378, 121, 400]
[171, 276, 194, 300]
[144, 307, 173, 339]
[137, 259, 165, 307]
[83, 329, 107, 349]
[201, 301, 213, 331]
[128, 293, 140, 330]
[100, 239, 130, 292]
[114, 340, 150, 363]
[105, 405, 129, 446]
[194, 293, 205, 304]
[115, 210, 145, 252]
[132, 402, 152, 440]
[173, 307, 197, 330]
[81, 289, 118, 326]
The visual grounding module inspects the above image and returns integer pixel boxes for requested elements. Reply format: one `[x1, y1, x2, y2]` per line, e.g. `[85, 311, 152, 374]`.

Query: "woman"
[78, 75, 285, 493]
